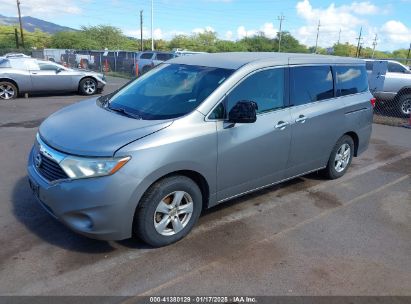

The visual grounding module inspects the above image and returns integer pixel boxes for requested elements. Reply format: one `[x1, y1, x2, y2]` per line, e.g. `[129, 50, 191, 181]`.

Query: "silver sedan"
[0, 57, 106, 100]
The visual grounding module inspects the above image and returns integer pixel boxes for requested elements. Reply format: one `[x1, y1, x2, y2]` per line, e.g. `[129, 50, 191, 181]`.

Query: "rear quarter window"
[335, 65, 368, 97]
[290, 65, 334, 106]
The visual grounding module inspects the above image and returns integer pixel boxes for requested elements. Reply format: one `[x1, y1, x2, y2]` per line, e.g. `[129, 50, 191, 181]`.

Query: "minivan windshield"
[107, 64, 234, 120]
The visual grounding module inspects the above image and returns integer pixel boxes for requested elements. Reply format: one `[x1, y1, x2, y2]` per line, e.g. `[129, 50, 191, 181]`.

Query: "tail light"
[370, 98, 376, 108]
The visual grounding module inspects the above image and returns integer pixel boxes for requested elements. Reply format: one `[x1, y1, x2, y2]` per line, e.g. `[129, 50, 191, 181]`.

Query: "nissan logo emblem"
[34, 153, 42, 168]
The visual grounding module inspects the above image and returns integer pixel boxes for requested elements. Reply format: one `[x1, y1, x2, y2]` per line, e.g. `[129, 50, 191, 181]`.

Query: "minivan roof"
[168, 52, 364, 70]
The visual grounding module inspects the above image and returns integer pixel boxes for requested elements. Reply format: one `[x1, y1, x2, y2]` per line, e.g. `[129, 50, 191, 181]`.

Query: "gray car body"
[0, 57, 106, 95]
[27, 52, 373, 240]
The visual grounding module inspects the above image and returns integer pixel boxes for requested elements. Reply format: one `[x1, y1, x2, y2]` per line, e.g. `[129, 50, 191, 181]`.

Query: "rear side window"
[140, 53, 154, 59]
[388, 62, 406, 73]
[335, 65, 368, 97]
[156, 53, 174, 61]
[290, 66, 334, 106]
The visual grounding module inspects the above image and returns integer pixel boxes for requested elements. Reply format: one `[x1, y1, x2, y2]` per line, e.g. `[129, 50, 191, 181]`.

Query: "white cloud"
[380, 20, 411, 44]
[0, 0, 82, 17]
[294, 0, 380, 48]
[192, 26, 215, 34]
[124, 27, 164, 40]
[236, 23, 278, 40]
[225, 30, 233, 40]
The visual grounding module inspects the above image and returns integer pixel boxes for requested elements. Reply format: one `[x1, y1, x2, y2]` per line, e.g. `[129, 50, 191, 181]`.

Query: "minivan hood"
[39, 98, 172, 157]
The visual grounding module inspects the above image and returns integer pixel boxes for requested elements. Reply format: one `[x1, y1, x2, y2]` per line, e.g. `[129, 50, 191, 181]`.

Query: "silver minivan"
[27, 53, 373, 247]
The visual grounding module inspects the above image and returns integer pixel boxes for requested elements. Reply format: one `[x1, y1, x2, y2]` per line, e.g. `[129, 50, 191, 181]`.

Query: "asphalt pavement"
[0, 77, 410, 297]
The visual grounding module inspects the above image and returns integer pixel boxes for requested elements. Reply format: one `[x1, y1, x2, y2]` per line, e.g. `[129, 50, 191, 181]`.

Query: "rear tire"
[79, 78, 97, 95]
[0, 81, 18, 100]
[323, 135, 354, 180]
[133, 176, 202, 247]
[397, 94, 411, 117]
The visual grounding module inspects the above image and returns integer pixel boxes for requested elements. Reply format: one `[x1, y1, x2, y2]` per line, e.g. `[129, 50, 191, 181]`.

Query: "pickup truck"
[365, 59, 411, 117]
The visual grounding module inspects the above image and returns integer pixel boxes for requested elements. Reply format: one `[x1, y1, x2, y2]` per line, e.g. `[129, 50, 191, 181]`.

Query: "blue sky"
[1, 0, 411, 51]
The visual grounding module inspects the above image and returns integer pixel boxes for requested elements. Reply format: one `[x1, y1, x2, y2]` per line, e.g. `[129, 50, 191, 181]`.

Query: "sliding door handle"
[275, 121, 289, 130]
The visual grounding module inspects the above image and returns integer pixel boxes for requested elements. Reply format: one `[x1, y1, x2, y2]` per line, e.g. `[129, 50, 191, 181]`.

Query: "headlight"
[60, 156, 131, 180]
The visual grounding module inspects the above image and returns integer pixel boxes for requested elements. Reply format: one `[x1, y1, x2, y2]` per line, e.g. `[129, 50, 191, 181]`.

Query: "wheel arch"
[147, 170, 210, 211]
[344, 131, 359, 157]
[0, 78, 19, 94]
[394, 86, 411, 101]
[78, 76, 98, 89]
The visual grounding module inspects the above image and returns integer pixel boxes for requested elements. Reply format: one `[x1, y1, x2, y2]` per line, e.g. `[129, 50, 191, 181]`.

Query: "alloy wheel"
[0, 84, 15, 100]
[83, 80, 96, 94]
[153, 191, 194, 236]
[400, 98, 411, 115]
[334, 143, 351, 173]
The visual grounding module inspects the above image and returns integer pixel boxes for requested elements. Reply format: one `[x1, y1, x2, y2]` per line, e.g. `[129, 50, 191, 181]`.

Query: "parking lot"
[0, 76, 410, 297]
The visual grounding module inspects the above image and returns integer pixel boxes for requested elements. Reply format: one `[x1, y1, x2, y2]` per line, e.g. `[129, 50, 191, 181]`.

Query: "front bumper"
[27, 146, 138, 241]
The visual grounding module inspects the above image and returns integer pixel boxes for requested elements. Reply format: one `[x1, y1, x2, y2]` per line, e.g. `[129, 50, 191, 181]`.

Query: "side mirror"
[56, 68, 63, 74]
[228, 100, 258, 124]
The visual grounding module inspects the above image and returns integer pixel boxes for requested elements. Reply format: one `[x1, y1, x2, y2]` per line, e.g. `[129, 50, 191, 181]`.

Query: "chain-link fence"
[32, 49, 139, 78]
[368, 58, 411, 127]
[373, 91, 411, 127]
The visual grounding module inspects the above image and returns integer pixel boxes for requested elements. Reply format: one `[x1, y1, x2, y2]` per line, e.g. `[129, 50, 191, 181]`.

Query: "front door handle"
[31, 72, 38, 75]
[275, 121, 289, 130]
[295, 115, 307, 124]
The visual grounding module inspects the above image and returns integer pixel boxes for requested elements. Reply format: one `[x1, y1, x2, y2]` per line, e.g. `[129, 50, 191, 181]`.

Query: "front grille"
[37, 154, 69, 182]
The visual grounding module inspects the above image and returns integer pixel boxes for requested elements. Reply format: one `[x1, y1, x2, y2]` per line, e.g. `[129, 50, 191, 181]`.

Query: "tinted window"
[108, 64, 233, 120]
[388, 62, 406, 73]
[156, 53, 174, 61]
[39, 63, 59, 71]
[290, 66, 334, 106]
[0, 59, 11, 68]
[140, 53, 154, 59]
[210, 68, 285, 119]
[335, 65, 368, 97]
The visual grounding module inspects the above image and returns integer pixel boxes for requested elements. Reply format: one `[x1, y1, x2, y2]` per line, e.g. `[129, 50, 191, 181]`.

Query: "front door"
[30, 62, 73, 92]
[213, 67, 292, 201]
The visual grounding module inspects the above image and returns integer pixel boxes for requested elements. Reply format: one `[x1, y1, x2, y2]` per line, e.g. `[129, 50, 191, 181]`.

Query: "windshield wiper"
[108, 106, 142, 119]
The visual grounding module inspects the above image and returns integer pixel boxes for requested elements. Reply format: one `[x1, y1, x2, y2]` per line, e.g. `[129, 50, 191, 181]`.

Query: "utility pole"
[371, 34, 378, 58]
[16, 0, 24, 48]
[337, 28, 341, 45]
[151, 0, 154, 51]
[355, 27, 363, 58]
[406, 43, 411, 65]
[277, 14, 285, 52]
[140, 10, 143, 51]
[314, 20, 321, 53]
[14, 28, 19, 48]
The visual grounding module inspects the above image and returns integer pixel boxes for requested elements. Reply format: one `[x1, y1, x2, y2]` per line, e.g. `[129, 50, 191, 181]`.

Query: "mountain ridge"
[0, 14, 75, 34]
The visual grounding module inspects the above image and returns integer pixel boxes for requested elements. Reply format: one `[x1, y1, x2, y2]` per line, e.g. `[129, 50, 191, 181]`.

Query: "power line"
[16, 0, 24, 48]
[277, 14, 285, 52]
[314, 20, 320, 53]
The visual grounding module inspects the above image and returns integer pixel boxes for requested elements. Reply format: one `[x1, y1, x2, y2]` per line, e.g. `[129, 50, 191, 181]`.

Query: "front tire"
[133, 176, 202, 247]
[79, 78, 97, 95]
[323, 135, 354, 180]
[0, 81, 18, 100]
